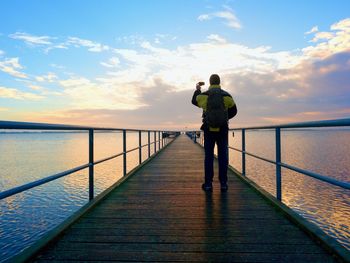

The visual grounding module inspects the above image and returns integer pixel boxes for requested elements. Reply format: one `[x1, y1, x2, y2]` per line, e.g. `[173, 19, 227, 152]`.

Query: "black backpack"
[205, 88, 228, 128]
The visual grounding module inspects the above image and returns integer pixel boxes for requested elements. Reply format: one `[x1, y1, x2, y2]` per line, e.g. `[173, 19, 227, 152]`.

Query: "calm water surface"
[0, 130, 349, 260]
[229, 129, 350, 250]
[0, 131, 156, 261]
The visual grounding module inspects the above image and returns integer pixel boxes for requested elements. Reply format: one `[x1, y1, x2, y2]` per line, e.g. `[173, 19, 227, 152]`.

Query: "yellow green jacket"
[192, 85, 237, 131]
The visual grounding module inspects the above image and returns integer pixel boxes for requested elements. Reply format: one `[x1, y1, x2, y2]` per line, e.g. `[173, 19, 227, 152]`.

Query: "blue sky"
[0, 0, 350, 128]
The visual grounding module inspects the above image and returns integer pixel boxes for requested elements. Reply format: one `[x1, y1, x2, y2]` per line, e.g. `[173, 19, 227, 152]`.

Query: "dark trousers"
[204, 129, 228, 185]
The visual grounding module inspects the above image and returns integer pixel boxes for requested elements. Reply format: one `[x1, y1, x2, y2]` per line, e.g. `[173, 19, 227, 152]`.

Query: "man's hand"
[196, 84, 201, 91]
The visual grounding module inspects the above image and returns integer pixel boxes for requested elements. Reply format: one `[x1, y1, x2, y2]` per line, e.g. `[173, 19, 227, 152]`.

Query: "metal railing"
[188, 118, 350, 201]
[0, 120, 179, 201]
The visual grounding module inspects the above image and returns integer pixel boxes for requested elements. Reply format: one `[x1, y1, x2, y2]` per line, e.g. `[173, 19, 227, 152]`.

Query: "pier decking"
[33, 135, 338, 262]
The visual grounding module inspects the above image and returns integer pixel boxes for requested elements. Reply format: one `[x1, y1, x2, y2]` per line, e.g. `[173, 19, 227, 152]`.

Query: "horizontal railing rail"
[188, 117, 350, 201]
[0, 120, 180, 201]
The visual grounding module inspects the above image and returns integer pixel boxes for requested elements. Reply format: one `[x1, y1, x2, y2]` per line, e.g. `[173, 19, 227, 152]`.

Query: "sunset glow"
[0, 0, 349, 129]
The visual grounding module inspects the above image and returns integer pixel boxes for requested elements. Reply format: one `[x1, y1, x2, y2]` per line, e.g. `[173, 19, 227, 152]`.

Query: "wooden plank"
[36, 250, 336, 262]
[32, 135, 339, 262]
[59, 234, 316, 245]
[43, 242, 328, 254]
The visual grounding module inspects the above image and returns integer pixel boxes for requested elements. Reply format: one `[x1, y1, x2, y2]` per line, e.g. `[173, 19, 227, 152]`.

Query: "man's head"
[209, 74, 220, 85]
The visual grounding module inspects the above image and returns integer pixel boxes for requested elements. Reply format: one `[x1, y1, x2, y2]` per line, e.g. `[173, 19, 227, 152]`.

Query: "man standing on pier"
[191, 74, 237, 192]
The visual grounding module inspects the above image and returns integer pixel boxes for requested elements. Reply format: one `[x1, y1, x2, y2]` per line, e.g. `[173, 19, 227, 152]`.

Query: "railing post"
[154, 131, 156, 153]
[276, 128, 282, 201]
[148, 131, 150, 158]
[123, 129, 126, 177]
[158, 131, 161, 150]
[227, 132, 230, 166]
[242, 129, 246, 176]
[194, 132, 197, 143]
[161, 132, 164, 148]
[139, 130, 142, 165]
[89, 129, 94, 201]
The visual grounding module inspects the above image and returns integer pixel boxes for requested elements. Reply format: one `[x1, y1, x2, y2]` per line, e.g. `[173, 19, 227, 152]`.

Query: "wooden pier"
[31, 135, 339, 262]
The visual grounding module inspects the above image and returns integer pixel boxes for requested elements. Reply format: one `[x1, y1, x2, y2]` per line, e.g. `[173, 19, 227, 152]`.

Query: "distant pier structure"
[0, 119, 349, 262]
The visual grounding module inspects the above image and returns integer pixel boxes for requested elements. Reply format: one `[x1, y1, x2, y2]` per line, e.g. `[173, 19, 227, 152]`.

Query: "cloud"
[305, 26, 319, 35]
[0, 107, 9, 111]
[9, 32, 54, 45]
[58, 77, 146, 110]
[8, 32, 109, 53]
[0, 86, 44, 100]
[35, 72, 58, 82]
[44, 16, 349, 122]
[0, 50, 4, 56]
[198, 14, 210, 21]
[100, 57, 120, 68]
[110, 36, 299, 91]
[0, 57, 28, 78]
[22, 50, 350, 128]
[5, 18, 350, 128]
[302, 18, 350, 59]
[223, 50, 350, 125]
[28, 84, 45, 91]
[310, 32, 334, 42]
[25, 80, 198, 129]
[198, 6, 241, 29]
[331, 18, 350, 31]
[207, 34, 227, 43]
[67, 37, 109, 52]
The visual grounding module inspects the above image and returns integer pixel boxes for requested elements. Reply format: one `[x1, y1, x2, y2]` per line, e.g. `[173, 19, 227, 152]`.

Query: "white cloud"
[0, 86, 44, 100]
[9, 32, 111, 54]
[198, 7, 241, 29]
[100, 57, 120, 68]
[198, 14, 210, 21]
[0, 50, 4, 56]
[28, 84, 45, 91]
[0, 57, 28, 78]
[207, 34, 227, 43]
[44, 43, 69, 53]
[331, 18, 350, 32]
[59, 77, 91, 88]
[302, 18, 350, 59]
[9, 32, 54, 45]
[58, 77, 145, 110]
[310, 32, 334, 42]
[109, 36, 300, 91]
[35, 72, 58, 82]
[305, 26, 318, 35]
[67, 37, 109, 52]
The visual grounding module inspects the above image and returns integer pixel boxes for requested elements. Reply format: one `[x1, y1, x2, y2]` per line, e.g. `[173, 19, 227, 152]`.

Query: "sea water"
[229, 128, 350, 250]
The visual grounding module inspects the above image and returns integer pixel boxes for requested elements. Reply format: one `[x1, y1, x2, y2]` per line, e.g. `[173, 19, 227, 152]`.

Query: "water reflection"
[0, 131, 157, 261]
[229, 129, 350, 249]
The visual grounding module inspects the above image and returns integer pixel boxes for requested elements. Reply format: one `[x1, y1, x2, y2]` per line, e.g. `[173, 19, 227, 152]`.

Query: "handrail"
[0, 120, 180, 201]
[0, 120, 172, 132]
[0, 163, 90, 200]
[230, 117, 350, 130]
[188, 117, 350, 200]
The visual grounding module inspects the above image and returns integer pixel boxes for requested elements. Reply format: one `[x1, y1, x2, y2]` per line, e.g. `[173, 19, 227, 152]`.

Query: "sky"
[0, 0, 350, 129]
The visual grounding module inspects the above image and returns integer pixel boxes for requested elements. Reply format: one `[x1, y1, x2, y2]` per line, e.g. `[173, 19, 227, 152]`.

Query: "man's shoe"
[220, 184, 228, 192]
[202, 183, 213, 192]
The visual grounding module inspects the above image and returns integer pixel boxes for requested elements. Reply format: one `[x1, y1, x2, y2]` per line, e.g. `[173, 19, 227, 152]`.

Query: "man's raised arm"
[191, 84, 202, 107]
